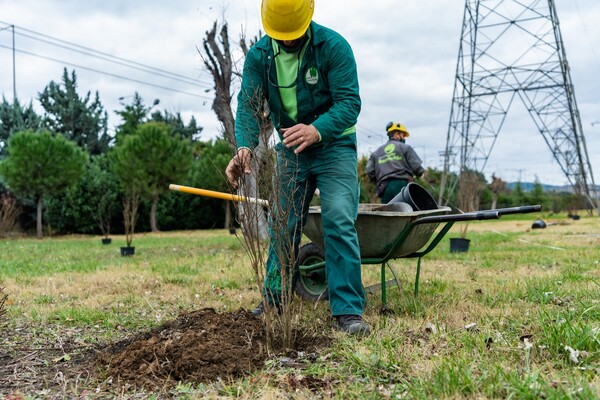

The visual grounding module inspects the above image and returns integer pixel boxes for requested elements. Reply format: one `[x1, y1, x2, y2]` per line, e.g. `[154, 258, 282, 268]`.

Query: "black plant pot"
[449, 238, 470, 253]
[120, 246, 135, 256]
[101, 238, 112, 245]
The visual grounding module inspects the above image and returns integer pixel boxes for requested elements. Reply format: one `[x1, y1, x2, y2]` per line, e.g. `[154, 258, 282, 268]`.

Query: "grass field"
[1, 212, 598, 399]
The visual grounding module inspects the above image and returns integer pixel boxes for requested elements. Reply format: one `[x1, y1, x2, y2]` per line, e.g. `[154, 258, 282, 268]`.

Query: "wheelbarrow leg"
[381, 263, 387, 310]
[414, 256, 422, 297]
[379, 262, 402, 312]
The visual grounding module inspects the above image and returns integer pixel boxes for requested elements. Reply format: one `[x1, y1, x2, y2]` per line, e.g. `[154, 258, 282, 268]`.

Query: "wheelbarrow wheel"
[294, 243, 329, 301]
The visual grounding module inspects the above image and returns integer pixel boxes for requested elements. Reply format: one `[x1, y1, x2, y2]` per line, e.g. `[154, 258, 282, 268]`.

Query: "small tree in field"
[112, 122, 192, 232]
[0, 130, 87, 238]
[122, 187, 140, 248]
[88, 155, 120, 239]
[110, 139, 142, 247]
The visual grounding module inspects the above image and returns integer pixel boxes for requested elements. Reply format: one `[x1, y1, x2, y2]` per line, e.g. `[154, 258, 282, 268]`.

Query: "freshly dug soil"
[2, 308, 330, 396]
[98, 308, 325, 389]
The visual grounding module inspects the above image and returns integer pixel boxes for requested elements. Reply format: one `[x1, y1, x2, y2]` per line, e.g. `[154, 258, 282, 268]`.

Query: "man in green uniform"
[225, 0, 369, 335]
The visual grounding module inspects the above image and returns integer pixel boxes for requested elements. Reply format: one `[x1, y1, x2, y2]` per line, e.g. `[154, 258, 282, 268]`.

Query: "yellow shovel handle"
[169, 184, 269, 207]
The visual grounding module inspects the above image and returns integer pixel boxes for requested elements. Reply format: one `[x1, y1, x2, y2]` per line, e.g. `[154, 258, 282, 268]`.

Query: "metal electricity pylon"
[439, 0, 598, 212]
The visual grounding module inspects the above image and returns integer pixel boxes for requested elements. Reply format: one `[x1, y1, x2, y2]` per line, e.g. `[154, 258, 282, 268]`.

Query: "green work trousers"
[381, 178, 410, 204]
[264, 139, 365, 317]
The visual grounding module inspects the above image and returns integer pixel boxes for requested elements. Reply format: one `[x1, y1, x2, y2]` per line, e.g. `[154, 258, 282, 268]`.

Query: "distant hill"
[507, 182, 600, 193]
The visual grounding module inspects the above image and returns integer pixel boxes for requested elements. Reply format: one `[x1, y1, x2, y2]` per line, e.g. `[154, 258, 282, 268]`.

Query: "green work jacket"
[235, 21, 361, 149]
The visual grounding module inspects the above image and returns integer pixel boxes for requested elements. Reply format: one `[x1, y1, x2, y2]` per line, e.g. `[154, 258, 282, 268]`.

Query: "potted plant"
[86, 155, 119, 245]
[121, 188, 140, 256]
[110, 136, 143, 257]
[95, 189, 116, 245]
[94, 197, 115, 244]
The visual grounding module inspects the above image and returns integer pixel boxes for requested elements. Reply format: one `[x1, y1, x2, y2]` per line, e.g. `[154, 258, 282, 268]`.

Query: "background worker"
[225, 0, 369, 335]
[366, 122, 425, 203]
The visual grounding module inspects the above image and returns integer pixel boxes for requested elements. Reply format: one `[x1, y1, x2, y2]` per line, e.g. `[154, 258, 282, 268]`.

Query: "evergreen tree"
[113, 93, 157, 143]
[38, 69, 110, 155]
[0, 97, 42, 157]
[0, 130, 87, 238]
[150, 110, 203, 142]
[530, 177, 550, 210]
[511, 181, 527, 207]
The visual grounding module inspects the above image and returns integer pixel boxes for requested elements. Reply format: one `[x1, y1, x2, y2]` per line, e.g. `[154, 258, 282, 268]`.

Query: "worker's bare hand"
[281, 124, 319, 154]
[225, 148, 251, 189]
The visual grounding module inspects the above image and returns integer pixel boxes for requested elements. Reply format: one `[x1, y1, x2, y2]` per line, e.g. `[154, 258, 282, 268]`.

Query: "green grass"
[1, 216, 599, 398]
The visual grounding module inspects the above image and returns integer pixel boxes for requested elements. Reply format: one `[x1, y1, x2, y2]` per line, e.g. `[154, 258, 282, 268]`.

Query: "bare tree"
[122, 188, 140, 249]
[202, 21, 235, 143]
[200, 21, 236, 231]
[235, 116, 303, 350]
[0, 193, 21, 237]
[200, 21, 269, 240]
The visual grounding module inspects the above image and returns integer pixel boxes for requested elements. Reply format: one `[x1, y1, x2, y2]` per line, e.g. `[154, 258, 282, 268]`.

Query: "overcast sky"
[1, 0, 599, 185]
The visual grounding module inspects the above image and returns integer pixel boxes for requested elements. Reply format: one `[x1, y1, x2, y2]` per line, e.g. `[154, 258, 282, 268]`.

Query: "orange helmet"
[261, 0, 314, 41]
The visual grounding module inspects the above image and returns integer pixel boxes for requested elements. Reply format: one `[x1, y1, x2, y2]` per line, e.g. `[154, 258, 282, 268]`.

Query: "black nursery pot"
[120, 246, 135, 256]
[101, 238, 112, 245]
[449, 238, 470, 253]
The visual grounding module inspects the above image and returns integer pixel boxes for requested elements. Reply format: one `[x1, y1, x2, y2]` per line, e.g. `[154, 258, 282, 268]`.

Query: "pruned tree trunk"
[489, 174, 506, 211]
[238, 134, 270, 240]
[491, 193, 498, 210]
[150, 195, 159, 232]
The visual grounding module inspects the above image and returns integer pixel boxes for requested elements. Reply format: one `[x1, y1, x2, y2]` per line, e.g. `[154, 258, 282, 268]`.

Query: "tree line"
[0, 69, 233, 238]
[0, 68, 587, 239]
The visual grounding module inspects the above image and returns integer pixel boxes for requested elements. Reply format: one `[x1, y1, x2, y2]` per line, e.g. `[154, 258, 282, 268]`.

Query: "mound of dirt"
[98, 308, 328, 389]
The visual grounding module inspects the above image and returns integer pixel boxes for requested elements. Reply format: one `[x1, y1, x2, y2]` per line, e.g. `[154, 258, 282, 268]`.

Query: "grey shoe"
[335, 314, 371, 336]
[251, 302, 266, 316]
[251, 301, 283, 316]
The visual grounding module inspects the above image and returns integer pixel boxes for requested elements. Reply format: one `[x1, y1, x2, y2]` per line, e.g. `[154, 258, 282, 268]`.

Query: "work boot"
[251, 301, 283, 317]
[334, 314, 371, 336]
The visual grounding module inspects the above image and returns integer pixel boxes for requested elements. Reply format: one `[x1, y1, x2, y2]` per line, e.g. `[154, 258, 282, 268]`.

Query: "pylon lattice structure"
[440, 0, 597, 211]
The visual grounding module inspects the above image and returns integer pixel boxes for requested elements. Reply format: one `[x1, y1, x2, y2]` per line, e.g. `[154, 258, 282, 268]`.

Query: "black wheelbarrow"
[294, 201, 541, 309]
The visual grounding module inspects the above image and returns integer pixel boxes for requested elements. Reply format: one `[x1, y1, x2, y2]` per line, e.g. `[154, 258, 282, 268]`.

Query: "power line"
[0, 44, 212, 100]
[0, 20, 214, 88]
[13, 30, 208, 87]
[0, 20, 215, 99]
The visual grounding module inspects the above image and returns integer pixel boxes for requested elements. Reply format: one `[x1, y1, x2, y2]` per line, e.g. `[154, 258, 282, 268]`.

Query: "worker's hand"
[225, 148, 252, 189]
[281, 124, 320, 154]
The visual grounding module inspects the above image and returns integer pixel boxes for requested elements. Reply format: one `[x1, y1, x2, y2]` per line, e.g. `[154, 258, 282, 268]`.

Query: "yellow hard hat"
[261, 0, 314, 41]
[386, 121, 410, 137]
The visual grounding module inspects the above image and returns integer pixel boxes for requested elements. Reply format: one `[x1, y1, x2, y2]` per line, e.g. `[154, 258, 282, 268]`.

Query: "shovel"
[168, 184, 269, 207]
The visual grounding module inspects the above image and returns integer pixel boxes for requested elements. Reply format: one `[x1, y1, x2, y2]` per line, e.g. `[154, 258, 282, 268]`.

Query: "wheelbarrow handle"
[413, 211, 500, 225]
[413, 204, 541, 225]
[487, 205, 542, 215]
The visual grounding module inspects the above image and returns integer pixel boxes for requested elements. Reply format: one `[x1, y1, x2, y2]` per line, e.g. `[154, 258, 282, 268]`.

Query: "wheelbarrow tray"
[303, 204, 453, 259]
